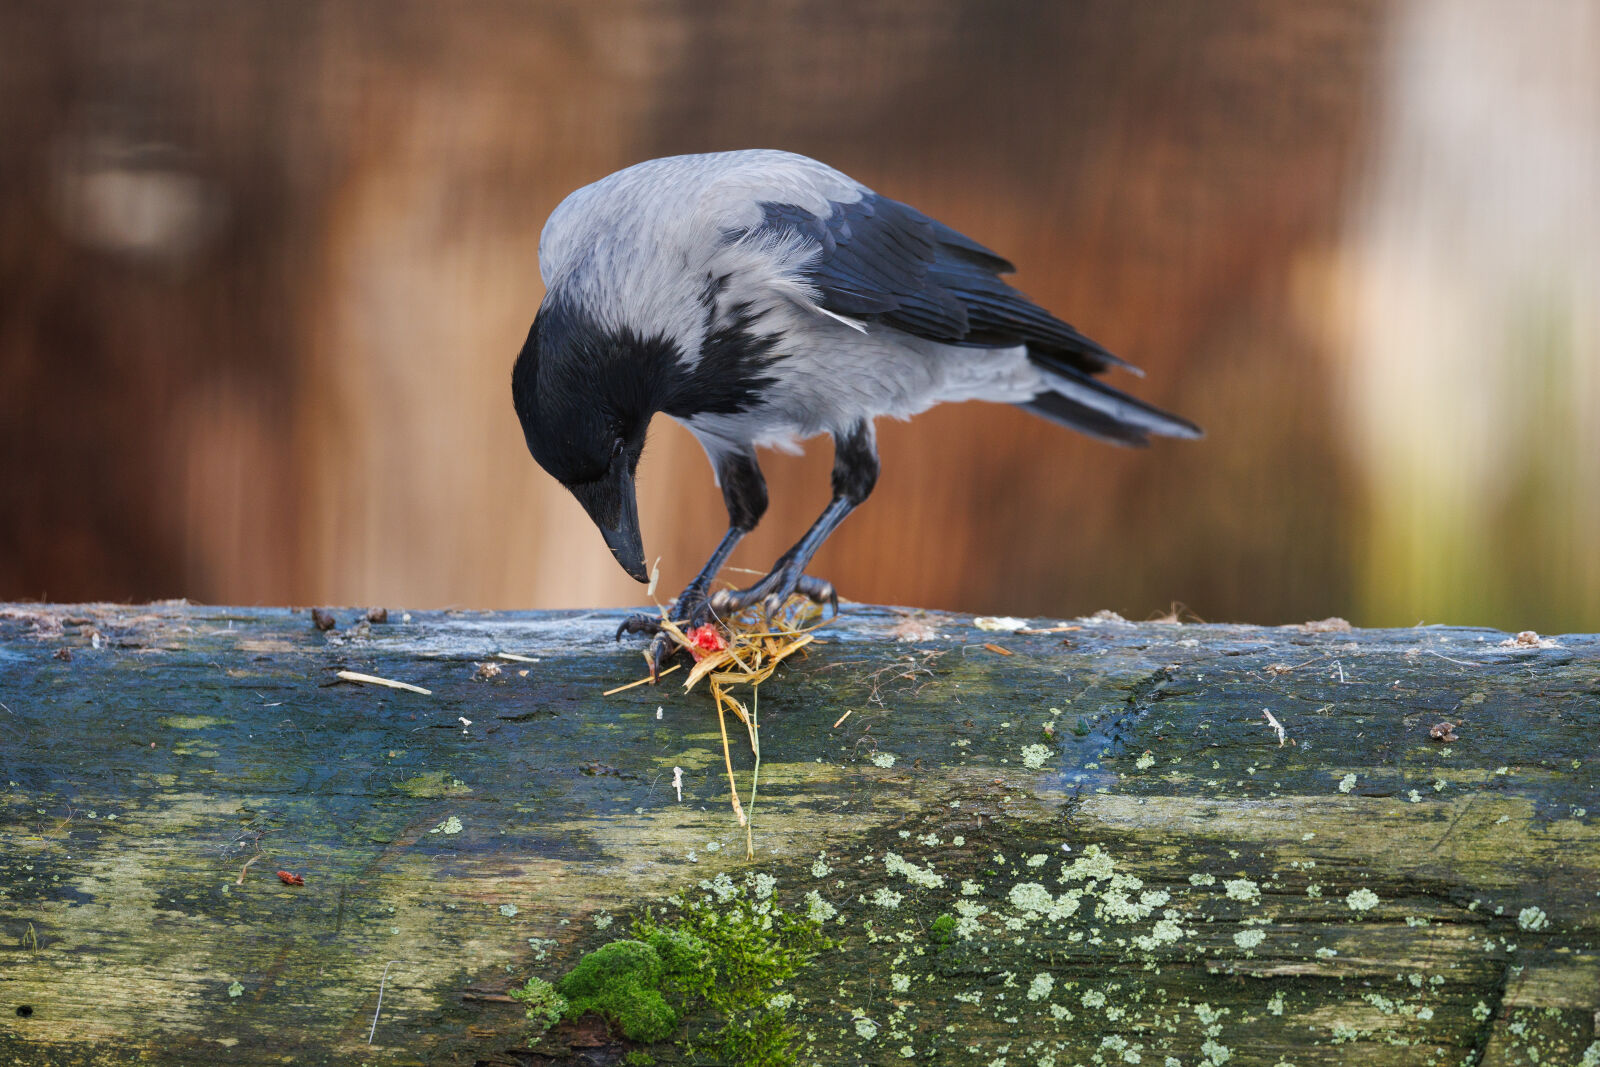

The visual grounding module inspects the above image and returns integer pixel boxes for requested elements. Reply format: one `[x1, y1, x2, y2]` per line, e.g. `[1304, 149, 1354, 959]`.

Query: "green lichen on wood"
[509, 976, 567, 1031]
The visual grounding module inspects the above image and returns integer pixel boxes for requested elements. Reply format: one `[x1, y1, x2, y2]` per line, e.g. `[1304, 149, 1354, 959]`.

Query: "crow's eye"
[611, 437, 625, 459]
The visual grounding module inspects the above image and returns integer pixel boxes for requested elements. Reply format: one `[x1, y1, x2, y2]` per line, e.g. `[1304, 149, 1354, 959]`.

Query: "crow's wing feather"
[745, 192, 1131, 376]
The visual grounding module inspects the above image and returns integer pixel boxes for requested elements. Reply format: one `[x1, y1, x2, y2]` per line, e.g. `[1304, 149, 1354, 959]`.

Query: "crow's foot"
[615, 612, 664, 640]
[709, 570, 838, 622]
[616, 585, 720, 680]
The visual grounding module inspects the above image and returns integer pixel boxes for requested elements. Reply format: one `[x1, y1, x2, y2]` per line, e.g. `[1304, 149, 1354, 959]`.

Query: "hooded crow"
[512, 150, 1201, 672]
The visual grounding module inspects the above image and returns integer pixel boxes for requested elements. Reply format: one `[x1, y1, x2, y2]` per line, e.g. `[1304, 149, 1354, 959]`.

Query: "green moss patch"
[520, 871, 829, 1063]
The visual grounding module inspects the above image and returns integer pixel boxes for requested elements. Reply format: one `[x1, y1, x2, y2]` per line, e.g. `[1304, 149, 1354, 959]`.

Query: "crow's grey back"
[537, 151, 868, 358]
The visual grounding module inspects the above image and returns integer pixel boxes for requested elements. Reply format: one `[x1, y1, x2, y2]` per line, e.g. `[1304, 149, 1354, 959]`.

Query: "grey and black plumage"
[512, 150, 1201, 672]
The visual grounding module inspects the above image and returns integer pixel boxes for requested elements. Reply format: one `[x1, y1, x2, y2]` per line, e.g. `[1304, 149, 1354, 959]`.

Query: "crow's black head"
[512, 300, 669, 583]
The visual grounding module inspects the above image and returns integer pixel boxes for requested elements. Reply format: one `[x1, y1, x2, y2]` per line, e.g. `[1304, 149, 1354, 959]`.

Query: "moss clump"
[522, 873, 828, 1064]
[634, 875, 829, 1066]
[556, 939, 680, 1042]
[509, 976, 567, 1032]
[930, 912, 957, 945]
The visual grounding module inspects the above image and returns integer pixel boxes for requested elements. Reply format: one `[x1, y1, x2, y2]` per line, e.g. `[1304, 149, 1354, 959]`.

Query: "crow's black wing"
[746, 192, 1133, 377]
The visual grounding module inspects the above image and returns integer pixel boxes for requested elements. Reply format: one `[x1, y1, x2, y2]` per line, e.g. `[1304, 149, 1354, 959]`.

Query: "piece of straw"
[336, 671, 431, 695]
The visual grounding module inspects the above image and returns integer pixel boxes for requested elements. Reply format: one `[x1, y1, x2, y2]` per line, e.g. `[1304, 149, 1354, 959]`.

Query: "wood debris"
[1262, 707, 1287, 746]
[888, 616, 939, 642]
[1502, 630, 1557, 649]
[1429, 721, 1460, 742]
[335, 670, 432, 695]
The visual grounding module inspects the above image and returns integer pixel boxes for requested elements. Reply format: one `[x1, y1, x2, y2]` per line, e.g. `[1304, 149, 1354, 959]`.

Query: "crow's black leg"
[710, 420, 878, 620]
[615, 449, 768, 674]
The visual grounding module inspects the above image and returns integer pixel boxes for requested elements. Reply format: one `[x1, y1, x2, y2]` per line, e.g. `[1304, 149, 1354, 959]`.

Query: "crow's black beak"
[569, 456, 648, 583]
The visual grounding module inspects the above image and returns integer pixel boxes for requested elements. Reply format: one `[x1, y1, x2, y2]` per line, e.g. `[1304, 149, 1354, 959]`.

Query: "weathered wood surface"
[0, 602, 1597, 1067]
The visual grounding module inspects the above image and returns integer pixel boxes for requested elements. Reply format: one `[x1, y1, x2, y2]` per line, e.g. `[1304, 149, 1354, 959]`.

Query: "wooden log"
[0, 602, 1596, 1066]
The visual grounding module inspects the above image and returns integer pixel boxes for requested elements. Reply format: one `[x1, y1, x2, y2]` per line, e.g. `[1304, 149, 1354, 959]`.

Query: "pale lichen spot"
[1132, 918, 1184, 951]
[884, 852, 945, 889]
[1021, 744, 1051, 769]
[1223, 878, 1260, 904]
[1516, 905, 1549, 931]
[1060, 844, 1115, 883]
[872, 753, 896, 768]
[1345, 888, 1380, 912]
[1027, 973, 1054, 1001]
[1233, 929, 1265, 950]
[1337, 772, 1356, 793]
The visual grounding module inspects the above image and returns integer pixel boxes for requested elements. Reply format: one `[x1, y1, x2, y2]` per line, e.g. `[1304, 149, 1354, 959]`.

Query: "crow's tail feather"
[1018, 360, 1202, 448]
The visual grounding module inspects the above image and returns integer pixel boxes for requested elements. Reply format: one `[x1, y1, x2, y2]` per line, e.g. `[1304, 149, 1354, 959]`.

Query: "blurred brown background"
[2, 1, 1597, 631]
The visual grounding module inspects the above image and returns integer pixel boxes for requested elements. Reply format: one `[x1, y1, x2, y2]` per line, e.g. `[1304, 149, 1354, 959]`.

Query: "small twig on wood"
[1016, 625, 1083, 635]
[336, 671, 431, 696]
[495, 652, 539, 663]
[602, 664, 681, 695]
[832, 709, 853, 729]
[983, 643, 1015, 656]
[715, 695, 747, 828]
[1264, 654, 1332, 676]
[237, 853, 261, 885]
[1421, 649, 1484, 668]
[369, 961, 401, 1044]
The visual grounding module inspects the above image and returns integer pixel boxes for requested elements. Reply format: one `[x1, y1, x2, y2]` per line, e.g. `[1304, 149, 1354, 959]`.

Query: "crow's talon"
[645, 632, 680, 680]
[793, 575, 837, 610]
[616, 613, 664, 641]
